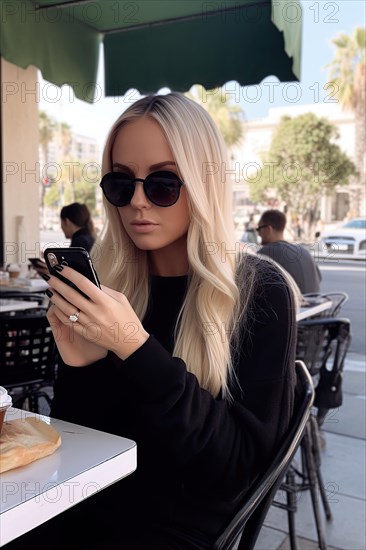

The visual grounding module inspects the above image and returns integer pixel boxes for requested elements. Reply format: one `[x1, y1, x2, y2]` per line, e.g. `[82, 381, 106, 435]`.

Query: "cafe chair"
[0, 310, 57, 414]
[302, 291, 349, 318]
[296, 317, 351, 425]
[212, 360, 314, 550]
[272, 412, 330, 550]
[274, 317, 351, 550]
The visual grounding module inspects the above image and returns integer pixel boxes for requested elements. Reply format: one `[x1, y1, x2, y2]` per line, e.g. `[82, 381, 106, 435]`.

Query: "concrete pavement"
[253, 354, 366, 550]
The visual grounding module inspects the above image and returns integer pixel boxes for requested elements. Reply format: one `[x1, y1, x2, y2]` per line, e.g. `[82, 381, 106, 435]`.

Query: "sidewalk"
[253, 355, 366, 550]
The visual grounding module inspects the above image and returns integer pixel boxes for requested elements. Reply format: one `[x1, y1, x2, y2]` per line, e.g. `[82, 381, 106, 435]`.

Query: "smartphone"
[44, 247, 101, 299]
[28, 257, 46, 267]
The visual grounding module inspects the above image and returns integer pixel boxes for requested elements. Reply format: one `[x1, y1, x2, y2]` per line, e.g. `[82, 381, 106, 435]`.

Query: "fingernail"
[46, 289, 53, 298]
[54, 265, 64, 272]
[41, 274, 50, 281]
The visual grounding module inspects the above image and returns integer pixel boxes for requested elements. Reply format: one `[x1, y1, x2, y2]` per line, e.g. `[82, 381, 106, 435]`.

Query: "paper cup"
[7, 265, 21, 279]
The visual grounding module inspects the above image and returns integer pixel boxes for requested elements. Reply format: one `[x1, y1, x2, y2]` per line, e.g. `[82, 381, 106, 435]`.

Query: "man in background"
[256, 209, 321, 294]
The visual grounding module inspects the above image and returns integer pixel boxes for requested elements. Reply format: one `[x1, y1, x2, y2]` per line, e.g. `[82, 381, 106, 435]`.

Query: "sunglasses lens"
[101, 173, 134, 207]
[100, 171, 182, 207]
[145, 171, 181, 207]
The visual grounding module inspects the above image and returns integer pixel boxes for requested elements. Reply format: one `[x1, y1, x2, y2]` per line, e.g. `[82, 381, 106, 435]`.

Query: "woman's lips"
[130, 222, 158, 233]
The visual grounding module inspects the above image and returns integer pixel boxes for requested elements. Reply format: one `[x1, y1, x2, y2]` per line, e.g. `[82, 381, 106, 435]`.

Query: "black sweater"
[48, 259, 296, 549]
[70, 228, 95, 253]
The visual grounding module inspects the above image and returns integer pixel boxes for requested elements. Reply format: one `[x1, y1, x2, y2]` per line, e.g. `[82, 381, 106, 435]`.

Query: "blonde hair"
[94, 93, 282, 398]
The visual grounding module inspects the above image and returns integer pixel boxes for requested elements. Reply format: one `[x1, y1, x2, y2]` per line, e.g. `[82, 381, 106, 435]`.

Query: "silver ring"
[69, 310, 80, 323]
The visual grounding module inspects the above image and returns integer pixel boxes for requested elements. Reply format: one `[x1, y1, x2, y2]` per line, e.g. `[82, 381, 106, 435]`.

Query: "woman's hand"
[46, 266, 149, 365]
[47, 303, 107, 366]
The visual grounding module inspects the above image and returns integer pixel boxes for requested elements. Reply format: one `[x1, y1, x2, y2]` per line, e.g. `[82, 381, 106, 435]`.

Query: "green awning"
[0, 0, 302, 102]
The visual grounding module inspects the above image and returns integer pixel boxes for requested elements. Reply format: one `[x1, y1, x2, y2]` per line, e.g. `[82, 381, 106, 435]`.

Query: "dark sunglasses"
[100, 170, 184, 208]
[255, 224, 269, 232]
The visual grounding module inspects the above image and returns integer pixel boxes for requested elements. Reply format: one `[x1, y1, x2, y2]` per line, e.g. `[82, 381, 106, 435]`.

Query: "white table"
[0, 408, 137, 546]
[0, 278, 49, 293]
[296, 300, 333, 322]
[0, 299, 40, 313]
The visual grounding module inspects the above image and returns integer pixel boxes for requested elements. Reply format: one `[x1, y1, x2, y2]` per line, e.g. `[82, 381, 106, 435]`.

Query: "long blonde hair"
[94, 93, 258, 398]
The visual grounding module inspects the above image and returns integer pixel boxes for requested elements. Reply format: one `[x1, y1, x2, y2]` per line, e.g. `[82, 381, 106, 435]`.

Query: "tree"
[44, 158, 98, 212]
[249, 113, 357, 239]
[59, 122, 72, 157]
[38, 110, 56, 210]
[186, 85, 245, 148]
[58, 123, 74, 201]
[326, 27, 366, 215]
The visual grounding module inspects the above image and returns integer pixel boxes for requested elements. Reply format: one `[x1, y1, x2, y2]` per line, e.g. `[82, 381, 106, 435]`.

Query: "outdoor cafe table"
[296, 300, 333, 322]
[0, 408, 137, 547]
[0, 299, 41, 313]
[0, 279, 49, 293]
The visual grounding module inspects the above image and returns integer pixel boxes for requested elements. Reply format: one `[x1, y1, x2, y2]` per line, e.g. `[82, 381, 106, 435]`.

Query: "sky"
[39, 0, 366, 153]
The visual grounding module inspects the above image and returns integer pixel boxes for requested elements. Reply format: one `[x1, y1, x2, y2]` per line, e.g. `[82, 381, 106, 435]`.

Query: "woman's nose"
[129, 182, 151, 209]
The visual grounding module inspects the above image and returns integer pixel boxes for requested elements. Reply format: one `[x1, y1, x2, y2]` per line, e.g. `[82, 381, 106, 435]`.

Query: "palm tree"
[327, 27, 366, 216]
[58, 122, 74, 202]
[38, 110, 55, 212]
[59, 122, 72, 157]
[186, 85, 245, 148]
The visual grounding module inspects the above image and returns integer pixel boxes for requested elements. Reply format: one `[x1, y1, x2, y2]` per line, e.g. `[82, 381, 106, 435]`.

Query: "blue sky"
[39, 0, 365, 151]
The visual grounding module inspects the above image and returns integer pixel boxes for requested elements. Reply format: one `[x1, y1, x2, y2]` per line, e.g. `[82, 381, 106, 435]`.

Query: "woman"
[32, 203, 96, 278]
[26, 94, 296, 549]
[60, 202, 96, 252]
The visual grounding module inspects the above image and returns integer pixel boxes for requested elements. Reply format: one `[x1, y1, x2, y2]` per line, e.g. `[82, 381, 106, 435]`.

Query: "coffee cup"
[0, 387, 12, 436]
[7, 264, 21, 279]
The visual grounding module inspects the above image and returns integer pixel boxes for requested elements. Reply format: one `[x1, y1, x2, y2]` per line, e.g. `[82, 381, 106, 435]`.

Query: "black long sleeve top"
[49, 258, 297, 548]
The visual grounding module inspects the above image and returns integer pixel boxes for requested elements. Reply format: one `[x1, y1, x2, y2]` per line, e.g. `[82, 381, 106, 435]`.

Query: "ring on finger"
[69, 310, 80, 323]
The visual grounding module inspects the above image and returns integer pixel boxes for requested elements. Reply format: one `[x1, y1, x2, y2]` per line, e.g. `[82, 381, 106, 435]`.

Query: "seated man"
[257, 209, 321, 294]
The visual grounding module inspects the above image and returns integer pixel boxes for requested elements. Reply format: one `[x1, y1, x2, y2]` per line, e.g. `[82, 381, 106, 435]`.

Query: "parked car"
[320, 218, 366, 259]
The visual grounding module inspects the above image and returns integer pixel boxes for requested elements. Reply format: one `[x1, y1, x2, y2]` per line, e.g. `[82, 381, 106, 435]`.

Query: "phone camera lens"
[47, 253, 58, 267]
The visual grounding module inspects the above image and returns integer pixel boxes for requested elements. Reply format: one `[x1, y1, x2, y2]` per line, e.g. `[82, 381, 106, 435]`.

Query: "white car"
[320, 218, 366, 259]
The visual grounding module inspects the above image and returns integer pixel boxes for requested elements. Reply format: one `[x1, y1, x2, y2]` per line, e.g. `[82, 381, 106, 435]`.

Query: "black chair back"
[296, 317, 351, 376]
[296, 316, 351, 427]
[212, 361, 314, 550]
[302, 292, 349, 317]
[0, 311, 57, 412]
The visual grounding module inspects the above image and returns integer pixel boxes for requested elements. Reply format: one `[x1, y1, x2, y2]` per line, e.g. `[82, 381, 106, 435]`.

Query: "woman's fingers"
[49, 300, 79, 325]
[47, 267, 148, 359]
[47, 265, 103, 309]
[46, 284, 84, 321]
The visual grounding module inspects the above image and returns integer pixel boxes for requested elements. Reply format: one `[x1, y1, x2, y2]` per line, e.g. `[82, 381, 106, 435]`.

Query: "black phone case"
[28, 257, 45, 266]
[44, 247, 101, 299]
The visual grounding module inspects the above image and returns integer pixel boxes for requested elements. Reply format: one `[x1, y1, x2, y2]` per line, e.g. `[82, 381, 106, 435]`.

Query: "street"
[319, 260, 366, 357]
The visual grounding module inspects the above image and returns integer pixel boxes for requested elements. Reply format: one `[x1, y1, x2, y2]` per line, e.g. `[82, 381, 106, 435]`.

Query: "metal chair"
[212, 361, 314, 550]
[296, 317, 351, 424]
[0, 310, 57, 413]
[273, 317, 351, 550]
[272, 412, 330, 550]
[302, 291, 349, 318]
